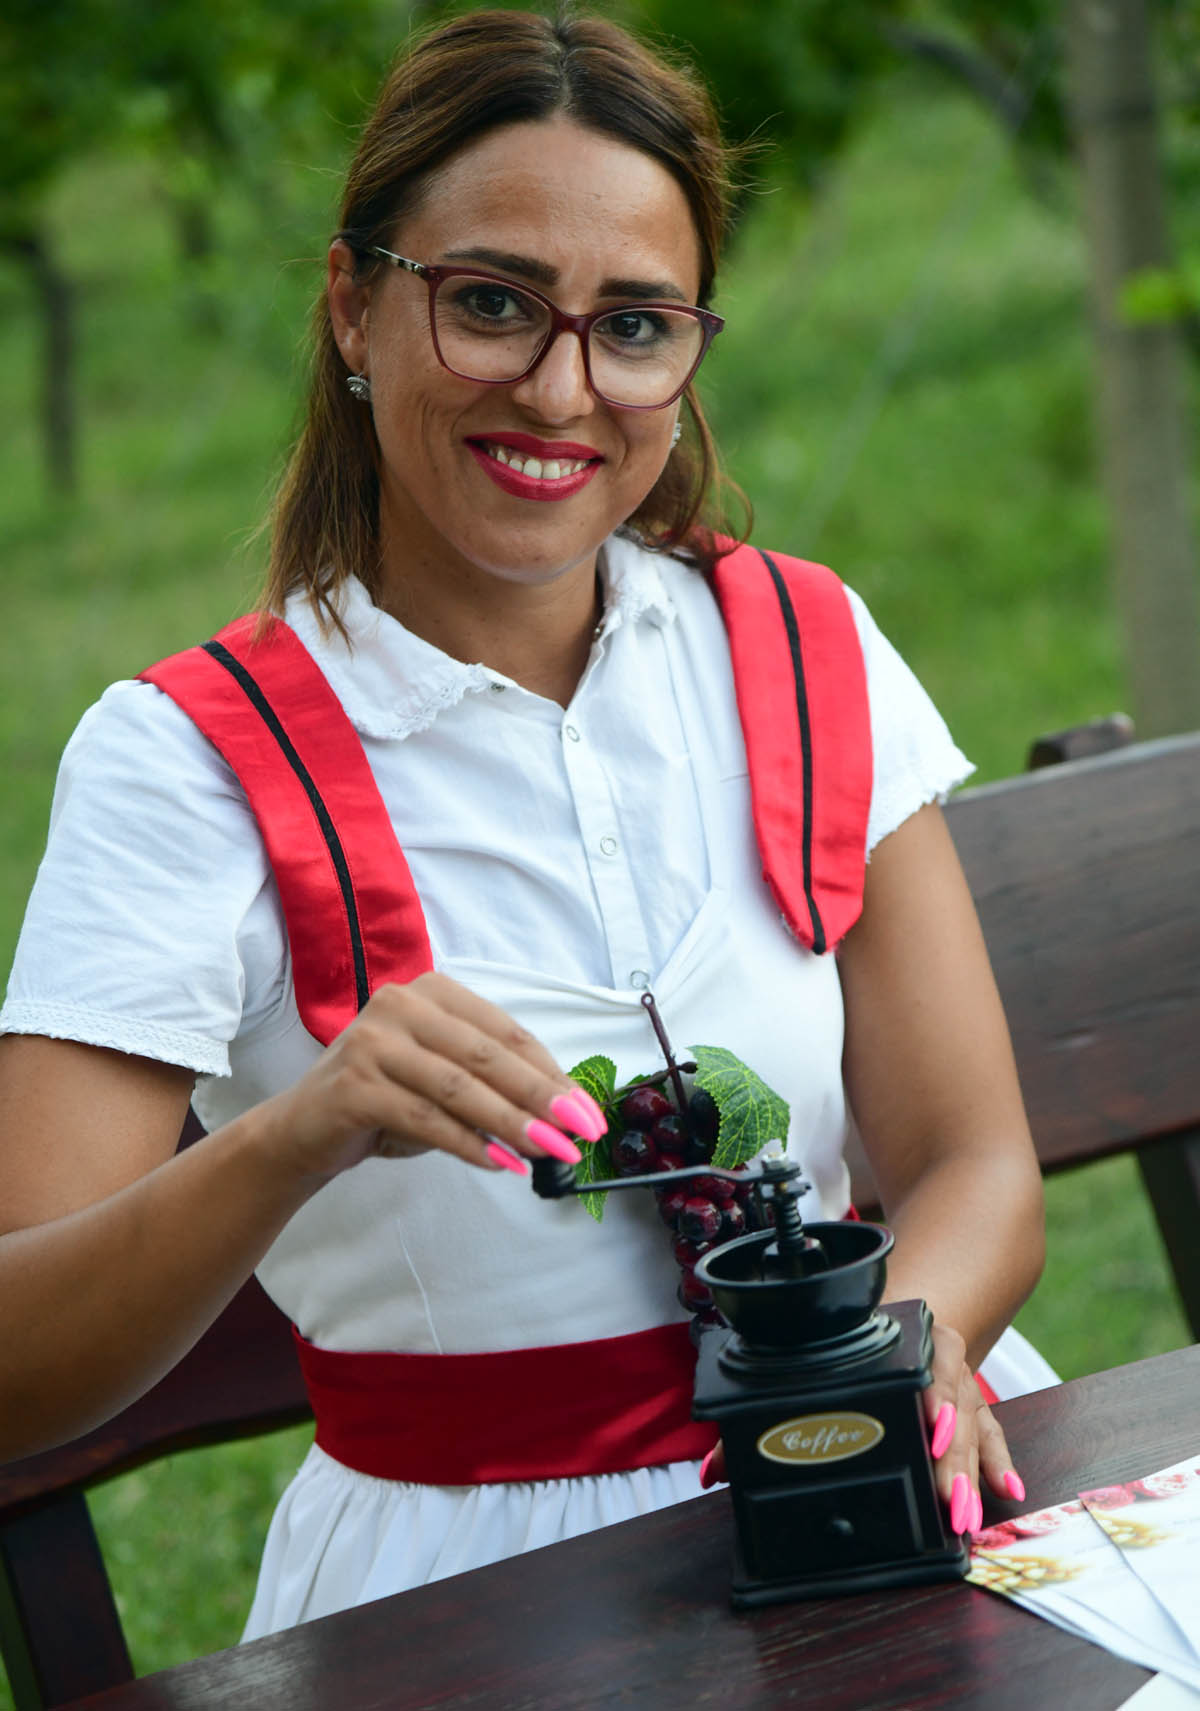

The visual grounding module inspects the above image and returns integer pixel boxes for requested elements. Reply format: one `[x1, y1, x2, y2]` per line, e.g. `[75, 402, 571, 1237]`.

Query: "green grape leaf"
[567, 1054, 618, 1222]
[690, 1045, 790, 1171]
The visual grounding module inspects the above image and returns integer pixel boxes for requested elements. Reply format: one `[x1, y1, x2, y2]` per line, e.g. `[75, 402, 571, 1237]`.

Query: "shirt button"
[599, 835, 618, 856]
[489, 682, 507, 694]
[629, 969, 651, 990]
[564, 724, 581, 742]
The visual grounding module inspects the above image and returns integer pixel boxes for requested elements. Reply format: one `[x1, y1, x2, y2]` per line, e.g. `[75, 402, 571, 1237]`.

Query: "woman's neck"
[375, 545, 603, 709]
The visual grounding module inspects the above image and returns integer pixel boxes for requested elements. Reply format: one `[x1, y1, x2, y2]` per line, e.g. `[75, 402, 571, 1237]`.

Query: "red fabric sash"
[712, 540, 873, 955]
[142, 615, 433, 1045]
[294, 1323, 717, 1483]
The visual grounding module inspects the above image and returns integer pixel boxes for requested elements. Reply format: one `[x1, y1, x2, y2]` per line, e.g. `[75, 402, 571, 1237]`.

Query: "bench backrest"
[848, 730, 1200, 1206]
[2, 731, 1199, 1707]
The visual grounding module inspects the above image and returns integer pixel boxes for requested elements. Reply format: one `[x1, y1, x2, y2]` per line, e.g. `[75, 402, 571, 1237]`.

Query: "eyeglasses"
[365, 247, 723, 410]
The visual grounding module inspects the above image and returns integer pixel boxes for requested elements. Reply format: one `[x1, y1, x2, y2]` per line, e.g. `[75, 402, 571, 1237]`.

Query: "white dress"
[0, 534, 1056, 1635]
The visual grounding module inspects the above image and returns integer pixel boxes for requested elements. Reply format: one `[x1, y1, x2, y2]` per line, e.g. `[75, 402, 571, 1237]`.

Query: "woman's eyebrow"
[442, 246, 689, 302]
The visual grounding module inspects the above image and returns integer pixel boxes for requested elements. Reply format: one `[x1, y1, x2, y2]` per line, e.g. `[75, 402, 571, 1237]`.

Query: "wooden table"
[75, 1346, 1199, 1711]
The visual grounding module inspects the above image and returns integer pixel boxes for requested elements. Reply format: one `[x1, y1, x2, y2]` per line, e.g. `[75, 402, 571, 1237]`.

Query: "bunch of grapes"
[610, 1078, 769, 1333]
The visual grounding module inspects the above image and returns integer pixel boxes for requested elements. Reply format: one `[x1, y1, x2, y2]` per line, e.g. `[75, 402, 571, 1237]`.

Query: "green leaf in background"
[690, 1045, 790, 1171]
[567, 1054, 617, 1222]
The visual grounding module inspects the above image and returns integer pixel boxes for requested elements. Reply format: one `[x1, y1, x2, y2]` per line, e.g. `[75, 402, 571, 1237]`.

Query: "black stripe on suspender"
[202, 640, 371, 1011]
[758, 551, 826, 955]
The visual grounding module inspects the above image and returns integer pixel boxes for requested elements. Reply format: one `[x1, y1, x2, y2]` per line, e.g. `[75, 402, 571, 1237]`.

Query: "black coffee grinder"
[533, 1147, 968, 1607]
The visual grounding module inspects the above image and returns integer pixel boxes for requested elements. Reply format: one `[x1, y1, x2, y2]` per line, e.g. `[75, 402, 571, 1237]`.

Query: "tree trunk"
[3, 228, 77, 496]
[1065, 0, 1200, 736]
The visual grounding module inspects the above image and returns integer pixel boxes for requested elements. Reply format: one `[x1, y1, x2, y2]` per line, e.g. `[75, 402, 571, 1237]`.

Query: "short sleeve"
[842, 588, 974, 854]
[0, 679, 286, 1075]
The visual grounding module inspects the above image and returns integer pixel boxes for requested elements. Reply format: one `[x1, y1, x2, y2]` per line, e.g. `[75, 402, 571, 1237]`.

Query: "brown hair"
[262, 7, 748, 628]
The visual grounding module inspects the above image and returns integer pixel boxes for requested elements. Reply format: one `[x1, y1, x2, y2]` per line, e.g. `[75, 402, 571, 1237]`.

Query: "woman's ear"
[328, 239, 370, 377]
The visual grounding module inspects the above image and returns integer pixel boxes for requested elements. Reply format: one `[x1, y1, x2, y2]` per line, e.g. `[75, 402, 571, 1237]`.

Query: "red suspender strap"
[140, 614, 432, 1045]
[294, 1322, 717, 1483]
[711, 540, 873, 953]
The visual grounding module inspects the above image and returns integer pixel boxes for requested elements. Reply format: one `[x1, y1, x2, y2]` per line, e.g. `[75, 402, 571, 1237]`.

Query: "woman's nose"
[509, 329, 596, 422]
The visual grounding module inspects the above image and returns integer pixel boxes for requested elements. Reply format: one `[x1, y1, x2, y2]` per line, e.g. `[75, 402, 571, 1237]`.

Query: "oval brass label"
[757, 1411, 885, 1466]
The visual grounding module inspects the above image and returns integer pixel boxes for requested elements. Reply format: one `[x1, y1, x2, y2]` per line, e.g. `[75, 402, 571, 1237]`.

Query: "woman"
[0, 8, 1049, 1636]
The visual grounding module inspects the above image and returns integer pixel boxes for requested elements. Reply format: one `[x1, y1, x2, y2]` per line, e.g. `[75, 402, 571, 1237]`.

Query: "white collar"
[283, 533, 677, 741]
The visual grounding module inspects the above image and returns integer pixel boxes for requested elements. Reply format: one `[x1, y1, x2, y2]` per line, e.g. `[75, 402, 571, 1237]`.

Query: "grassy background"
[0, 71, 1193, 1702]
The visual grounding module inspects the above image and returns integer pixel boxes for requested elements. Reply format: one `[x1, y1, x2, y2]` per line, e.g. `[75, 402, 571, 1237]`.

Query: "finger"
[375, 984, 598, 1142]
[977, 1403, 1026, 1504]
[699, 1439, 726, 1489]
[402, 974, 569, 1086]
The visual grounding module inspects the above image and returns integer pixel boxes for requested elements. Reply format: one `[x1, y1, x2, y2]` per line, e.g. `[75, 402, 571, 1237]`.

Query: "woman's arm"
[0, 976, 599, 1462]
[837, 801, 1045, 1517]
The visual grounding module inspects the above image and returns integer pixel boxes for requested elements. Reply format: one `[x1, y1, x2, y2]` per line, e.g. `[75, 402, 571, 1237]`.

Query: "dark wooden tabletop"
[75, 1345, 1199, 1711]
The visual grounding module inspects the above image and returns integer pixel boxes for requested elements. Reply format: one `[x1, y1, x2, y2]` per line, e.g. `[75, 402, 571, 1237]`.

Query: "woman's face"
[328, 115, 704, 603]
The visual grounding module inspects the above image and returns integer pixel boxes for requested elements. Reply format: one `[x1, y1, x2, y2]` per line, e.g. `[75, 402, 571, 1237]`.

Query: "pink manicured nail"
[549, 1093, 606, 1143]
[571, 1087, 608, 1132]
[1004, 1469, 1026, 1503]
[930, 1402, 957, 1460]
[699, 1448, 717, 1490]
[485, 1141, 530, 1176]
[968, 1488, 984, 1534]
[949, 1472, 971, 1535]
[525, 1119, 582, 1165]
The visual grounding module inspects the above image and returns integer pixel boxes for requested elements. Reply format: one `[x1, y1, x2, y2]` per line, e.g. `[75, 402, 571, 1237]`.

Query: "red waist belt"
[293, 1322, 718, 1485]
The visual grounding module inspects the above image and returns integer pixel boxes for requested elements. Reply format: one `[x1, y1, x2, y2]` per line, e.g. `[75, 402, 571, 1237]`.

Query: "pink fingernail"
[525, 1119, 582, 1165]
[1004, 1469, 1026, 1503]
[485, 1141, 530, 1176]
[968, 1488, 984, 1534]
[549, 1093, 605, 1143]
[949, 1472, 970, 1535]
[698, 1448, 717, 1490]
[572, 1087, 608, 1131]
[930, 1402, 957, 1460]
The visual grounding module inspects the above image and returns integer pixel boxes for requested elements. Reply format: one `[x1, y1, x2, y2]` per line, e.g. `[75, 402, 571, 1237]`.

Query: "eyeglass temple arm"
[368, 247, 428, 278]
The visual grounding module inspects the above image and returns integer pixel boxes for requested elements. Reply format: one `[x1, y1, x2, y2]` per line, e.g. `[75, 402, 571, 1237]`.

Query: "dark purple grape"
[612, 1130, 657, 1176]
[685, 1088, 720, 1163]
[678, 1197, 723, 1245]
[620, 1086, 672, 1131]
[656, 1187, 689, 1230]
[678, 1271, 713, 1312]
[672, 1233, 712, 1268]
[691, 1173, 734, 1205]
[650, 1114, 688, 1165]
[718, 1201, 747, 1242]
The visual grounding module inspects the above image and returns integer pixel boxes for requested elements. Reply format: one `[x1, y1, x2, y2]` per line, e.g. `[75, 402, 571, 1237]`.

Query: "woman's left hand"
[922, 1320, 1025, 1534]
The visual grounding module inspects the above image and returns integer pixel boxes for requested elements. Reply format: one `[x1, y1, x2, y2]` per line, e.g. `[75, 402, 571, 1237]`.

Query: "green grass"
[0, 72, 1193, 1707]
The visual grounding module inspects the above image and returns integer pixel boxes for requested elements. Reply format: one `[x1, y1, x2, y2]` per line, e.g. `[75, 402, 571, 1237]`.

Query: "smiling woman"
[0, 4, 1051, 1653]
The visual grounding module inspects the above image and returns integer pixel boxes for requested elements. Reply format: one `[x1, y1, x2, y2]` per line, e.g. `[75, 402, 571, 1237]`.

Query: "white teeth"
[480, 443, 589, 479]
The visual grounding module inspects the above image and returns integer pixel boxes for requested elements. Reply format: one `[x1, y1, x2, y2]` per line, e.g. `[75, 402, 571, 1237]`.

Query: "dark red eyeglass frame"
[365, 246, 724, 409]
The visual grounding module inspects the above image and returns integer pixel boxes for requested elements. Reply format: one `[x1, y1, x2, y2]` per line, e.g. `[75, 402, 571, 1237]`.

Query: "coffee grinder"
[533, 1147, 968, 1607]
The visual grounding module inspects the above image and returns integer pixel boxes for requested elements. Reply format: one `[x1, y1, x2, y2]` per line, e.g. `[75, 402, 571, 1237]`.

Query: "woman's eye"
[600, 310, 664, 344]
[456, 285, 529, 322]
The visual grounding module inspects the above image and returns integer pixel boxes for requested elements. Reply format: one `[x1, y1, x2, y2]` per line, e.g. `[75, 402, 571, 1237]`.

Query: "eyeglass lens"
[433, 277, 706, 406]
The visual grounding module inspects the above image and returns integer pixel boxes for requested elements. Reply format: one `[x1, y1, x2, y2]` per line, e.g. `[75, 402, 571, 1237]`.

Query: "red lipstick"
[466, 434, 603, 503]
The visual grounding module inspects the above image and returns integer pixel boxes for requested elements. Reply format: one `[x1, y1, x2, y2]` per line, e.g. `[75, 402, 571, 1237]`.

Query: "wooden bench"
[2, 730, 1199, 1709]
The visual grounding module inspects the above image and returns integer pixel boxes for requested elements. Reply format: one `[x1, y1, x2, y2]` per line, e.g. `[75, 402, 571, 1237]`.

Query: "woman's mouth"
[466, 437, 603, 502]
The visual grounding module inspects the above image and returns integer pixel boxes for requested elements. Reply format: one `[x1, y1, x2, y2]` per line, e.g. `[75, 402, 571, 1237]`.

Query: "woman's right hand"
[259, 971, 604, 1183]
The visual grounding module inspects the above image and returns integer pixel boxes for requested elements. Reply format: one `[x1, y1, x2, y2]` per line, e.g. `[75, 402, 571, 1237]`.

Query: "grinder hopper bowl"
[533, 1147, 968, 1606]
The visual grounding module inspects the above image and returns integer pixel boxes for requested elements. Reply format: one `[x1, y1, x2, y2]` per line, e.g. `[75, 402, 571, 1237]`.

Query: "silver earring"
[671, 421, 682, 447]
[347, 372, 371, 402]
